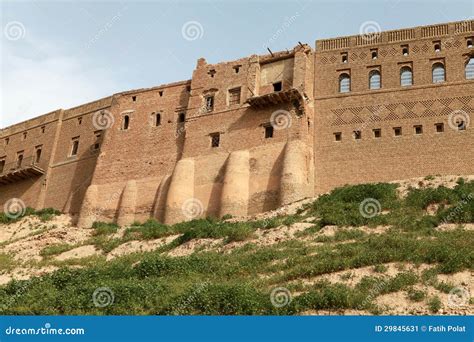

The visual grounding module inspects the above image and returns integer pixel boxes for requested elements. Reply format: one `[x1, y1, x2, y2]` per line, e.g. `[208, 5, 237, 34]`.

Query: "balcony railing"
[0, 156, 45, 185]
[245, 88, 304, 108]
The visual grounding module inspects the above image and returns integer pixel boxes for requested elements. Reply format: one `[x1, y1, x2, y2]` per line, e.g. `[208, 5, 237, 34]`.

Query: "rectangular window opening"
[205, 96, 214, 112]
[210, 133, 220, 148]
[265, 125, 274, 139]
[273, 81, 282, 92]
[334, 132, 342, 141]
[228, 87, 241, 106]
[414, 125, 423, 135]
[70, 138, 80, 156]
[394, 127, 402, 136]
[353, 130, 362, 140]
[435, 123, 444, 133]
[373, 129, 381, 138]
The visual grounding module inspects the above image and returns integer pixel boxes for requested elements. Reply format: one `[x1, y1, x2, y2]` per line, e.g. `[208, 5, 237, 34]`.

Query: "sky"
[0, 0, 473, 128]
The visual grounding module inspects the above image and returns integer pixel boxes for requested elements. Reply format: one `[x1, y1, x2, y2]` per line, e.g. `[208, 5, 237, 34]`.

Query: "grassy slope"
[0, 179, 473, 315]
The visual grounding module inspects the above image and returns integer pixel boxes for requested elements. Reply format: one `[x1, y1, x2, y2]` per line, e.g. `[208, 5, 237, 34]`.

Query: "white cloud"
[0, 36, 120, 128]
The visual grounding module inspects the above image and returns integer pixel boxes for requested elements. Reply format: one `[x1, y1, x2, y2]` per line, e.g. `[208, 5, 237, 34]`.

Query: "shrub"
[427, 296, 442, 313]
[407, 288, 426, 302]
[40, 244, 73, 257]
[92, 222, 119, 236]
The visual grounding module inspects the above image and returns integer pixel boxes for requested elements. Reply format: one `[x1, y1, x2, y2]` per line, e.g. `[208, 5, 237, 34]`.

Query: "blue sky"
[1, 0, 473, 128]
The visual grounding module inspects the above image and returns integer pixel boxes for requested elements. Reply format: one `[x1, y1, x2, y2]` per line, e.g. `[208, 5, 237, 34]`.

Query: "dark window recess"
[17, 154, 24, 168]
[178, 113, 186, 123]
[394, 127, 402, 136]
[435, 123, 444, 133]
[371, 49, 378, 59]
[35, 148, 42, 163]
[273, 82, 282, 92]
[334, 132, 342, 141]
[93, 132, 102, 150]
[434, 41, 441, 52]
[457, 120, 466, 131]
[71, 139, 79, 156]
[414, 125, 423, 135]
[159, 91, 163, 97]
[122, 115, 130, 130]
[210, 133, 220, 147]
[205, 96, 214, 112]
[353, 130, 362, 140]
[233, 65, 241, 73]
[155, 113, 161, 126]
[78, 117, 82, 125]
[22, 132, 27, 140]
[265, 125, 274, 139]
[0, 160, 5, 173]
[228, 87, 241, 105]
[186, 85, 191, 92]
[132, 96, 137, 102]
[401, 45, 409, 56]
[341, 53, 348, 63]
[5, 138, 9, 146]
[208, 69, 216, 78]
[373, 129, 381, 138]
[41, 126, 46, 133]
[468, 39, 473, 48]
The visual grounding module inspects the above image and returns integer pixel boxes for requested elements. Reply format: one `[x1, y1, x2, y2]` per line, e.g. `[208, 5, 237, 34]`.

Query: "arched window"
[400, 67, 413, 86]
[432, 63, 445, 83]
[339, 73, 350, 93]
[369, 70, 381, 90]
[154, 113, 161, 126]
[465, 58, 474, 80]
[122, 115, 130, 130]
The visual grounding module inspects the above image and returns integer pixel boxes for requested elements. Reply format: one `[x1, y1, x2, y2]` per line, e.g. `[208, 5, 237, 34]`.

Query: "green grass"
[0, 253, 16, 272]
[1, 181, 473, 315]
[39, 244, 74, 257]
[0, 207, 60, 224]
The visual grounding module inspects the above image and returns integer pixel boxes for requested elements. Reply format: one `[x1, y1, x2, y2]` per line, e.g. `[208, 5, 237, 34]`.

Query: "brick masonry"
[1, 20, 473, 226]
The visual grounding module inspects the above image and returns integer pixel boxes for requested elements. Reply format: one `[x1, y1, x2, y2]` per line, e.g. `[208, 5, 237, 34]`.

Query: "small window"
[78, 117, 82, 125]
[159, 91, 163, 97]
[265, 125, 274, 139]
[400, 66, 413, 86]
[41, 126, 45, 133]
[22, 132, 27, 140]
[369, 70, 381, 90]
[132, 96, 137, 102]
[401, 45, 409, 56]
[208, 69, 216, 78]
[273, 82, 282, 92]
[16, 153, 24, 168]
[371, 49, 378, 60]
[154, 113, 161, 126]
[210, 132, 220, 148]
[35, 147, 42, 163]
[341, 52, 348, 63]
[465, 58, 474, 80]
[70, 138, 80, 156]
[467, 39, 473, 48]
[4, 137, 9, 146]
[393, 127, 402, 136]
[233, 65, 241, 73]
[432, 63, 445, 83]
[122, 115, 130, 130]
[0, 159, 5, 174]
[93, 131, 102, 150]
[414, 125, 423, 135]
[205, 96, 214, 112]
[457, 120, 467, 131]
[373, 129, 381, 138]
[178, 112, 186, 123]
[435, 123, 444, 133]
[186, 85, 191, 92]
[353, 130, 361, 140]
[228, 87, 241, 105]
[434, 41, 441, 52]
[334, 132, 342, 141]
[339, 73, 350, 93]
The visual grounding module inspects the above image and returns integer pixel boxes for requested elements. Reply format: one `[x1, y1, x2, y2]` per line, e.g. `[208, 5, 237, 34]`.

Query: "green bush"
[427, 296, 442, 313]
[92, 222, 119, 236]
[40, 244, 74, 257]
